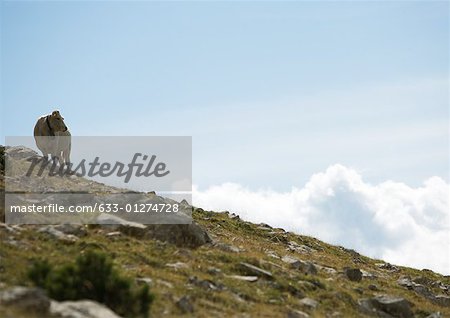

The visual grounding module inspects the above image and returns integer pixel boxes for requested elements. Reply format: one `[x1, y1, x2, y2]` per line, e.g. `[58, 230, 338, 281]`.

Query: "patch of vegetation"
[0, 145, 4, 172]
[28, 250, 154, 317]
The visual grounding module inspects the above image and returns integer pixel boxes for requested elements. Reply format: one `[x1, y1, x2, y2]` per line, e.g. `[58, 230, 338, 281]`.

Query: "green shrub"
[28, 250, 154, 317]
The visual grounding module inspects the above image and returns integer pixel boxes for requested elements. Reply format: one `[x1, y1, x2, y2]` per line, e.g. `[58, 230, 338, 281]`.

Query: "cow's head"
[50, 110, 68, 132]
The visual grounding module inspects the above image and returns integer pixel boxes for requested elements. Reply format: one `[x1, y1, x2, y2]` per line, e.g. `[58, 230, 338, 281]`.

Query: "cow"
[33, 110, 70, 164]
[54, 129, 71, 166]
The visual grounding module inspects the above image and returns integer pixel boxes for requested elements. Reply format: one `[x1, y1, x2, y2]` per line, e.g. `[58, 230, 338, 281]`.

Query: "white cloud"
[193, 164, 450, 274]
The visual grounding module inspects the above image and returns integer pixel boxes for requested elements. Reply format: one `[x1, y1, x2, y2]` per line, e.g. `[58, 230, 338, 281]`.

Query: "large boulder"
[0, 286, 50, 314]
[50, 300, 122, 318]
[359, 295, 413, 318]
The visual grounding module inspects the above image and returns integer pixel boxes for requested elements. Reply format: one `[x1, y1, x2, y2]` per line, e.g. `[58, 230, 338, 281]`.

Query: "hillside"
[0, 146, 449, 318]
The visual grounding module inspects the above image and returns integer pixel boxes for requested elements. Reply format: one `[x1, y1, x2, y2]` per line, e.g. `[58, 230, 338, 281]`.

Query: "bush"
[28, 250, 154, 317]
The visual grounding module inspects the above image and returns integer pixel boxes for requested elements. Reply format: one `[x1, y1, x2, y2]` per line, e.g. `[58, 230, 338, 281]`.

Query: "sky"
[1, 1, 449, 273]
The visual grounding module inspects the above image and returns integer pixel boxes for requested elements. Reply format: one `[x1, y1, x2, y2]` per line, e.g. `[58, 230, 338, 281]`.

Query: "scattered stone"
[145, 222, 211, 248]
[50, 300, 121, 318]
[226, 275, 259, 282]
[53, 223, 87, 237]
[344, 267, 362, 282]
[368, 284, 379, 291]
[38, 226, 79, 242]
[215, 242, 241, 253]
[239, 262, 273, 279]
[136, 277, 153, 286]
[376, 262, 399, 272]
[361, 270, 377, 280]
[316, 265, 337, 275]
[0, 286, 50, 313]
[359, 295, 413, 318]
[166, 262, 189, 270]
[188, 276, 224, 291]
[281, 256, 317, 275]
[207, 267, 222, 275]
[265, 250, 280, 259]
[106, 231, 122, 237]
[287, 241, 316, 254]
[397, 276, 413, 289]
[228, 213, 240, 220]
[299, 297, 318, 309]
[434, 295, 450, 307]
[96, 214, 147, 238]
[287, 309, 310, 318]
[176, 296, 194, 313]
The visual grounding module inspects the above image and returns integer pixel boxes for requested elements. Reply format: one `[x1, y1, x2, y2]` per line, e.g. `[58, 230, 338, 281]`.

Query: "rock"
[106, 231, 122, 237]
[96, 214, 147, 238]
[0, 286, 50, 313]
[397, 276, 413, 289]
[433, 295, 450, 307]
[176, 296, 194, 313]
[166, 262, 189, 270]
[299, 297, 318, 309]
[287, 309, 310, 318]
[145, 223, 211, 248]
[361, 270, 377, 280]
[359, 295, 413, 318]
[226, 275, 259, 282]
[53, 224, 87, 237]
[5, 146, 39, 160]
[376, 262, 399, 272]
[207, 267, 222, 275]
[228, 213, 240, 220]
[38, 226, 79, 242]
[426, 312, 442, 318]
[215, 242, 241, 253]
[50, 300, 122, 318]
[368, 284, 379, 291]
[344, 268, 362, 282]
[316, 265, 337, 275]
[287, 241, 316, 254]
[281, 256, 317, 275]
[239, 262, 273, 279]
[188, 276, 224, 291]
[136, 277, 153, 286]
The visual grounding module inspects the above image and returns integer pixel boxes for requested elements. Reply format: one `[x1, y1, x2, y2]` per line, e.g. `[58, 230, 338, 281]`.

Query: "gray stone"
[344, 268, 362, 282]
[299, 297, 318, 309]
[433, 295, 450, 307]
[145, 222, 211, 248]
[359, 295, 413, 318]
[215, 242, 241, 253]
[166, 262, 189, 270]
[50, 300, 122, 318]
[38, 226, 79, 242]
[281, 256, 317, 275]
[96, 214, 147, 238]
[0, 286, 50, 314]
[226, 275, 259, 282]
[176, 296, 194, 313]
[287, 309, 310, 318]
[53, 224, 87, 237]
[239, 262, 273, 279]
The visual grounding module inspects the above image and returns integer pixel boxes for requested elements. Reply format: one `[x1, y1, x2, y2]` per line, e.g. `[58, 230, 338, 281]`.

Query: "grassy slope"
[1, 208, 449, 317]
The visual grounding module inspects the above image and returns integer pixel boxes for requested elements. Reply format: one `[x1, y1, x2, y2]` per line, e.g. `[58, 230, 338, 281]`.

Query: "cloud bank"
[193, 165, 450, 274]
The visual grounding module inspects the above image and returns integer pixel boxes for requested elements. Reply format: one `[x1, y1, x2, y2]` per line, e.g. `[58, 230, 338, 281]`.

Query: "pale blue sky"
[1, 1, 449, 190]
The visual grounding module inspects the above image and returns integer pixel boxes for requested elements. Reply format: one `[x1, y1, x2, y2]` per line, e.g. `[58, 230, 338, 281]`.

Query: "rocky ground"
[0, 146, 449, 317]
